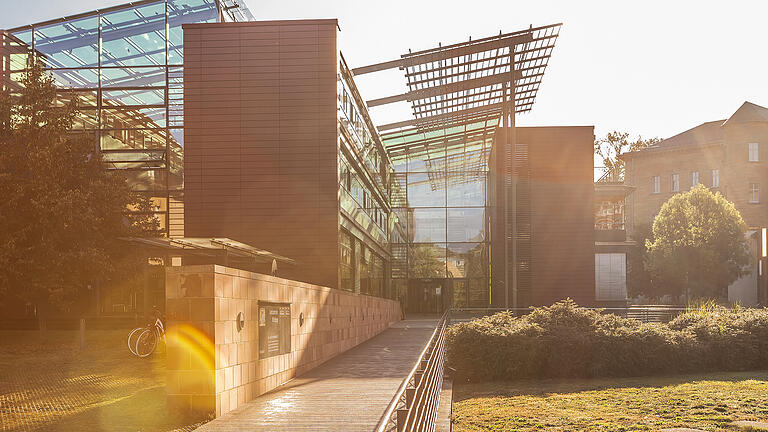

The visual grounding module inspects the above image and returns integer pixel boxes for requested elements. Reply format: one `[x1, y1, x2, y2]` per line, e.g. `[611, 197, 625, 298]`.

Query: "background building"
[622, 101, 768, 305]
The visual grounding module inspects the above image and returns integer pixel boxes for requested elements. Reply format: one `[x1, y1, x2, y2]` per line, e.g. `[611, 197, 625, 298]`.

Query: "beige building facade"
[623, 101, 768, 305]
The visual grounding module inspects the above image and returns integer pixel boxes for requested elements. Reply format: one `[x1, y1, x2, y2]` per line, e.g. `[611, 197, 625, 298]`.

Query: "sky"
[1, 0, 767, 142]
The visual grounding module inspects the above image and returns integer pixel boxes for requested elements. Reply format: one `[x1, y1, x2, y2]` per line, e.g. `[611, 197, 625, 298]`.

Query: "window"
[749, 142, 759, 162]
[671, 174, 679, 192]
[750, 183, 760, 203]
[651, 176, 660, 194]
[712, 169, 720, 188]
[595, 253, 627, 301]
[691, 171, 699, 186]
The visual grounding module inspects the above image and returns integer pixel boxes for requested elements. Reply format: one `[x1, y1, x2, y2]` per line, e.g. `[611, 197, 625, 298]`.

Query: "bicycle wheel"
[134, 328, 158, 358]
[127, 327, 144, 356]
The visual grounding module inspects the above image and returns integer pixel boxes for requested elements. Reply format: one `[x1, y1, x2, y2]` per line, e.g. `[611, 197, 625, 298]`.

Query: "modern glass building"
[1, 0, 254, 237]
[3, 5, 598, 316]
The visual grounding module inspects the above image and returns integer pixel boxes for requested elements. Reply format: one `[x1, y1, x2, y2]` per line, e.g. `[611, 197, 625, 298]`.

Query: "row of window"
[651, 172, 760, 203]
[340, 156, 388, 231]
[339, 78, 390, 191]
[340, 229, 387, 298]
[651, 169, 719, 193]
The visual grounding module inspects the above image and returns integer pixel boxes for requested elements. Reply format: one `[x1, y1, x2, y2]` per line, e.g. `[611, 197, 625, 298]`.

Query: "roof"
[723, 101, 768, 126]
[623, 101, 768, 159]
[120, 237, 297, 265]
[4, 0, 254, 32]
[358, 24, 560, 188]
[354, 23, 561, 133]
[656, 120, 725, 149]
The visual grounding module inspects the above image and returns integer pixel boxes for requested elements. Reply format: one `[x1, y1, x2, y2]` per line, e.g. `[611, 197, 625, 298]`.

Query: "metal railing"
[375, 310, 450, 432]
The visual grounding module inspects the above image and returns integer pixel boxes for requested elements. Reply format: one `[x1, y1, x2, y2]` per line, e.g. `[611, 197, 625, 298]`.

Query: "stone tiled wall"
[165, 265, 401, 417]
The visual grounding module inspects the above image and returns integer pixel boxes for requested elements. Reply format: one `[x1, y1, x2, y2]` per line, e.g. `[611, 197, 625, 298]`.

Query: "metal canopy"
[382, 117, 498, 190]
[120, 237, 297, 264]
[353, 23, 561, 134]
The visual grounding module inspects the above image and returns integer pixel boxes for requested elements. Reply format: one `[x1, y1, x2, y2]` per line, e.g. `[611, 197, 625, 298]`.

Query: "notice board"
[258, 302, 291, 358]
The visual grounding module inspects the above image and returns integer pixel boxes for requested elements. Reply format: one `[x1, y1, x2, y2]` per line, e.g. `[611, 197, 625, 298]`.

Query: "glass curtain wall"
[384, 119, 496, 308]
[4, 0, 242, 236]
[337, 59, 394, 299]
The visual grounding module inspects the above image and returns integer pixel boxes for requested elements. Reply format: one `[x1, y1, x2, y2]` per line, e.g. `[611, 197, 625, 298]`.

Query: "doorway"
[407, 279, 448, 314]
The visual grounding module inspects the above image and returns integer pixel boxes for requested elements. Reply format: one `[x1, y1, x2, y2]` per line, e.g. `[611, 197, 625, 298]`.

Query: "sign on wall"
[258, 302, 291, 358]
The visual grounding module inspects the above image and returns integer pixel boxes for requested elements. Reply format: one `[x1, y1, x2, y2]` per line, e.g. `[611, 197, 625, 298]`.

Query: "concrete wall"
[165, 265, 400, 417]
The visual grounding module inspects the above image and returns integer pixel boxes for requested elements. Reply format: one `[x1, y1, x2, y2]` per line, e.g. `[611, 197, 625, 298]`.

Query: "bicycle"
[127, 308, 166, 357]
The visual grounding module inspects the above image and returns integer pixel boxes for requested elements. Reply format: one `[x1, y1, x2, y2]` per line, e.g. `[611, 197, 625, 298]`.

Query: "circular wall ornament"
[299, 312, 305, 327]
[236, 312, 245, 332]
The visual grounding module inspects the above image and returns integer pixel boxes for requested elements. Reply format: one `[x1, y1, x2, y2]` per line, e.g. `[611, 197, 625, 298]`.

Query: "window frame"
[749, 183, 760, 204]
[749, 142, 759, 162]
[671, 173, 679, 192]
[651, 176, 660, 194]
[691, 171, 699, 187]
[712, 169, 720, 188]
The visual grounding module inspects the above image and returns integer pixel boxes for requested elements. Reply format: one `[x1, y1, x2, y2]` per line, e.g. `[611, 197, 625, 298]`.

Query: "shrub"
[446, 299, 768, 381]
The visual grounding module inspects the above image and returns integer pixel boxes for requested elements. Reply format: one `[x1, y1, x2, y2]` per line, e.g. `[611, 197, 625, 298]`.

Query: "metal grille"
[514, 143, 532, 305]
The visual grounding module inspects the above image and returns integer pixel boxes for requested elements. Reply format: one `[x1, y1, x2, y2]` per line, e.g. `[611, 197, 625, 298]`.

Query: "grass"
[0, 329, 209, 431]
[452, 371, 768, 432]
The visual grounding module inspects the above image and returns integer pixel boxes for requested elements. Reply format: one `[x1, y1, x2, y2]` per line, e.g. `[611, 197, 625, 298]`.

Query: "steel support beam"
[366, 70, 524, 108]
[351, 33, 533, 75]
[378, 104, 501, 131]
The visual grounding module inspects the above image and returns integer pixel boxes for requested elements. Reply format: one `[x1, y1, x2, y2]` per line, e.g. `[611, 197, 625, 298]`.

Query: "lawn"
[0, 329, 208, 432]
[452, 371, 768, 432]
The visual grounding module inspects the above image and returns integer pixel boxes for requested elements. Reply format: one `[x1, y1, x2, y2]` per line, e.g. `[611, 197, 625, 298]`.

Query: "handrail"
[375, 310, 450, 432]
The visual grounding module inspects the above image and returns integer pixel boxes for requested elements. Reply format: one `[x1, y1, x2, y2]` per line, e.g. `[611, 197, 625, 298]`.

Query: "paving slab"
[732, 421, 768, 430]
[196, 318, 438, 431]
[659, 429, 706, 432]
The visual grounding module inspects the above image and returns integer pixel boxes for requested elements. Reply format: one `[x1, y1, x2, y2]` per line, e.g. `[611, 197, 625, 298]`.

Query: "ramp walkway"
[195, 318, 438, 431]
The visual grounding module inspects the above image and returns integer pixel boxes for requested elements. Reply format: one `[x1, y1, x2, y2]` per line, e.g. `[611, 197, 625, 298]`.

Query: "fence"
[450, 305, 695, 323]
[375, 310, 450, 432]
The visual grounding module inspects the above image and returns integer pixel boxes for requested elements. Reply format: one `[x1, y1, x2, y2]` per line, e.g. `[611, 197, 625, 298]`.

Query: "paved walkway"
[196, 318, 438, 432]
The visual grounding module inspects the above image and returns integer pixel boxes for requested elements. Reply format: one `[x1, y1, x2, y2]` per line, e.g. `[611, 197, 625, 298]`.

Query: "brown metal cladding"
[183, 20, 340, 288]
[491, 126, 596, 307]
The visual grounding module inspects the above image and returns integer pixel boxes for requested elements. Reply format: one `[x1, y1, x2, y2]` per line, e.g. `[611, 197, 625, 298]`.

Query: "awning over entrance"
[120, 237, 297, 265]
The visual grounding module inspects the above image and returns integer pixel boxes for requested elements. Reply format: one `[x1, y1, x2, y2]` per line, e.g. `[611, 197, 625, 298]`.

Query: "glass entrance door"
[407, 279, 446, 314]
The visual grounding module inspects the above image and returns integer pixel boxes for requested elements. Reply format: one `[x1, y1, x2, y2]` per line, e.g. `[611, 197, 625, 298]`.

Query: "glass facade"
[4, 4, 498, 309]
[383, 119, 497, 309]
[3, 0, 252, 237]
[337, 58, 395, 299]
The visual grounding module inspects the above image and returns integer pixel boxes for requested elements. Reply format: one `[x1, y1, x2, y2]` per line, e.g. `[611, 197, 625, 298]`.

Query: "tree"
[0, 63, 158, 323]
[411, 244, 445, 278]
[626, 223, 665, 299]
[594, 131, 661, 181]
[645, 184, 750, 302]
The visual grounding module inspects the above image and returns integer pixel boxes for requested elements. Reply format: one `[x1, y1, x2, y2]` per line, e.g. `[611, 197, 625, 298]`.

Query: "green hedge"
[446, 300, 768, 381]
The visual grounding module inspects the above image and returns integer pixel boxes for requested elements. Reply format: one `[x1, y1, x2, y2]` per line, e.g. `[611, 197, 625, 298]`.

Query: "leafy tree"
[626, 223, 665, 299]
[411, 244, 445, 278]
[0, 63, 158, 323]
[594, 131, 661, 181]
[645, 185, 750, 302]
